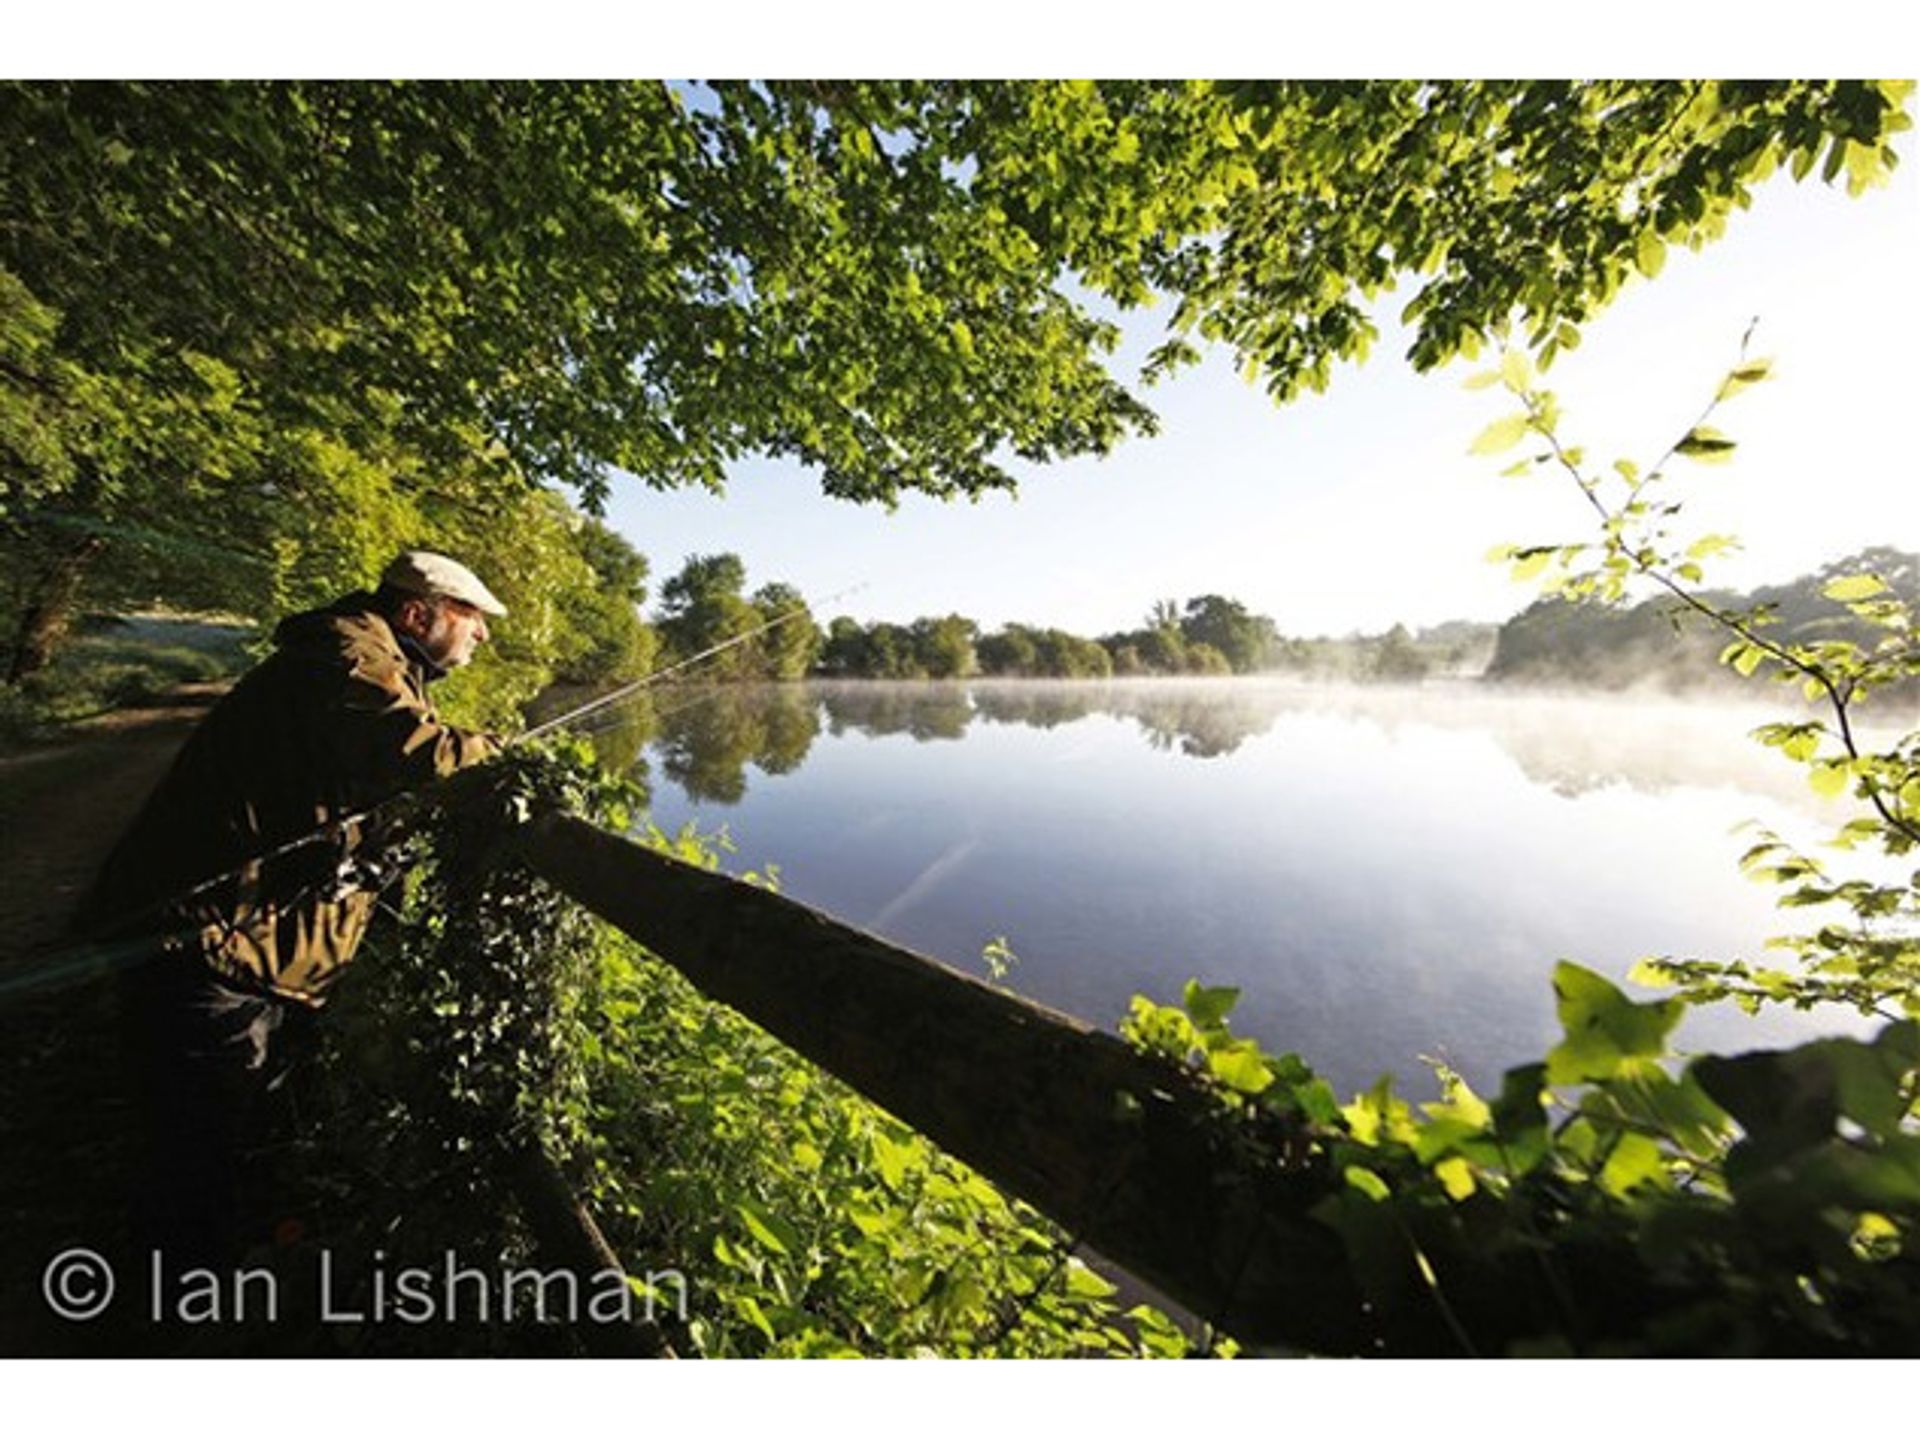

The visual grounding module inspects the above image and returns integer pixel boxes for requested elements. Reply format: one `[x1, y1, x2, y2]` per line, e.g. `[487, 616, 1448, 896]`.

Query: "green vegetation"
[7, 81, 1905, 701]
[4, 79, 1916, 1356]
[1479, 341, 1918, 1024]
[1487, 546, 1919, 691]
[318, 745, 1195, 1356]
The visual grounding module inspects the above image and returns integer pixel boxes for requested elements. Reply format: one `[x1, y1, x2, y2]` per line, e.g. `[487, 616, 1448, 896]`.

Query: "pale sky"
[606, 129, 1920, 638]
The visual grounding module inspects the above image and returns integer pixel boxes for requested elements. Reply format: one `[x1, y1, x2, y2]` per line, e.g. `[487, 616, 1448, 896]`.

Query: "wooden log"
[503, 1141, 676, 1359]
[509, 812, 1381, 1353]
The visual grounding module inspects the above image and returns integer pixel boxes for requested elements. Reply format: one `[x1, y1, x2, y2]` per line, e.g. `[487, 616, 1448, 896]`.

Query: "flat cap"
[380, 550, 508, 617]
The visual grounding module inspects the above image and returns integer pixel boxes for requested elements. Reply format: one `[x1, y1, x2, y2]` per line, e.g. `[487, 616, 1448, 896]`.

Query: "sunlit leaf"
[1470, 413, 1531, 455]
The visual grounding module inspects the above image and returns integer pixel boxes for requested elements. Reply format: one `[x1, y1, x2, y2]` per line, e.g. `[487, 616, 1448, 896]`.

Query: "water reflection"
[594, 677, 1873, 1094]
[585, 677, 1836, 814]
[642, 684, 822, 804]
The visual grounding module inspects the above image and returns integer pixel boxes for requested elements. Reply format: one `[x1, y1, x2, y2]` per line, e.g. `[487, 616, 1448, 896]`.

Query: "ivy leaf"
[1433, 1156, 1476, 1201]
[1063, 1260, 1118, 1299]
[1545, 962, 1685, 1084]
[1344, 1165, 1390, 1202]
[1599, 1131, 1670, 1197]
[1182, 980, 1240, 1030]
[1208, 1043, 1275, 1095]
[871, 1132, 913, 1190]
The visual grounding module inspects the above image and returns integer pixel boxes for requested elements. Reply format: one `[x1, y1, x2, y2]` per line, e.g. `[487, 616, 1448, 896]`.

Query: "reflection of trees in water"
[817, 682, 973, 741]
[588, 678, 1820, 807]
[614, 683, 824, 805]
[818, 679, 1279, 757]
[969, 685, 1094, 732]
[582, 690, 658, 781]
[1254, 682, 1838, 809]
[975, 682, 1278, 757]
[1115, 689, 1277, 758]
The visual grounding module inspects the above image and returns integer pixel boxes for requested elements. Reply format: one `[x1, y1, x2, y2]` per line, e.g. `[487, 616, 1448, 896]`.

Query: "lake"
[585, 677, 1881, 1099]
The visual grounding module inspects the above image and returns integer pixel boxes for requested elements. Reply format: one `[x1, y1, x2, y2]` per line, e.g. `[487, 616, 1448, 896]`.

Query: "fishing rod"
[0, 582, 863, 1001]
[515, 582, 866, 744]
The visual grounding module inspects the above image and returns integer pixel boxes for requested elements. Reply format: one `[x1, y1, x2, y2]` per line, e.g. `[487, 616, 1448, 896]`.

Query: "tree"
[4, 81, 1907, 680]
[749, 582, 824, 681]
[909, 615, 979, 680]
[656, 553, 759, 679]
[553, 516, 657, 685]
[1179, 594, 1276, 673]
[977, 625, 1039, 677]
[1368, 623, 1431, 683]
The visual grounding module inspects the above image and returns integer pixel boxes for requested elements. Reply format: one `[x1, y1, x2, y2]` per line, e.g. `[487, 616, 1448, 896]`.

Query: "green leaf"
[1625, 957, 1676, 990]
[1470, 413, 1531, 455]
[871, 1132, 913, 1190]
[1063, 1260, 1118, 1299]
[1511, 550, 1553, 581]
[1686, 533, 1739, 561]
[1208, 1043, 1275, 1095]
[1809, 761, 1851, 800]
[1719, 640, 1766, 677]
[1717, 357, 1774, 399]
[734, 1294, 777, 1344]
[1344, 1165, 1390, 1202]
[1635, 230, 1667, 278]
[1823, 574, 1888, 603]
[1545, 962, 1685, 1084]
[1433, 1156, 1476, 1201]
[736, 1200, 798, 1256]
[1181, 979, 1240, 1029]
[1675, 427, 1737, 462]
[1599, 1131, 1669, 1196]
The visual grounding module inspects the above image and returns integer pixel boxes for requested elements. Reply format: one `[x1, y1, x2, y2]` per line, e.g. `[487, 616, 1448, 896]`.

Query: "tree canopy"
[2, 80, 1910, 691]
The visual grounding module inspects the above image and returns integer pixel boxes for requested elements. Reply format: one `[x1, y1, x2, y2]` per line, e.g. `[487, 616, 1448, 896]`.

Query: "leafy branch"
[1474, 335, 1920, 1019]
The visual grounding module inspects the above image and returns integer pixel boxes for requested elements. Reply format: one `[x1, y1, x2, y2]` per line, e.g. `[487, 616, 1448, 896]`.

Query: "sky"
[605, 131, 1919, 638]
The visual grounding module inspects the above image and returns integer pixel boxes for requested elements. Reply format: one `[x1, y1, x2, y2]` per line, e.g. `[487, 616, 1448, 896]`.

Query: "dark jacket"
[81, 592, 500, 1004]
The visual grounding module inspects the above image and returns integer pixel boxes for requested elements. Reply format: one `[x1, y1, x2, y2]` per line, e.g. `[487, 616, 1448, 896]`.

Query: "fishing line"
[515, 581, 866, 744]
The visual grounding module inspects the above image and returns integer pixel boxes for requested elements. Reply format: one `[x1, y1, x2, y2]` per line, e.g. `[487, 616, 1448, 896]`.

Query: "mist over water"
[611, 678, 1883, 1098]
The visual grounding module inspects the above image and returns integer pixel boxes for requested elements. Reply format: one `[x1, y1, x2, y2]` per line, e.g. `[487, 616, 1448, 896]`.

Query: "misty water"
[590, 678, 1884, 1098]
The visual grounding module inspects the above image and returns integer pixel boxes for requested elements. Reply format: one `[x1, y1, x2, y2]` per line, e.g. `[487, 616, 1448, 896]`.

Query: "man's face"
[405, 596, 491, 670]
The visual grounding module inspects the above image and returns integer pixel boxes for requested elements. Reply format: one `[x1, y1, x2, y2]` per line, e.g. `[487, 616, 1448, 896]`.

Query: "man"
[81, 550, 507, 1276]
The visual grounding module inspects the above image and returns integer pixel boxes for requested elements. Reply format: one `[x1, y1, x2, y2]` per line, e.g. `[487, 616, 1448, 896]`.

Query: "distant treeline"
[816, 598, 1497, 682]
[1485, 546, 1919, 691]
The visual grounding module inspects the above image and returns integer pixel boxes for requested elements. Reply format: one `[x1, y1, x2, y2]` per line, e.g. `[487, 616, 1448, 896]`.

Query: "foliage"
[1117, 973, 1920, 1354]
[1485, 548, 1919, 691]
[816, 612, 978, 679]
[746, 583, 824, 681]
[653, 552, 819, 684]
[322, 744, 1188, 1357]
[551, 517, 658, 686]
[6, 81, 1906, 510]
[1367, 623, 1432, 683]
[5, 81, 1906, 681]
[1475, 342, 1920, 1023]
